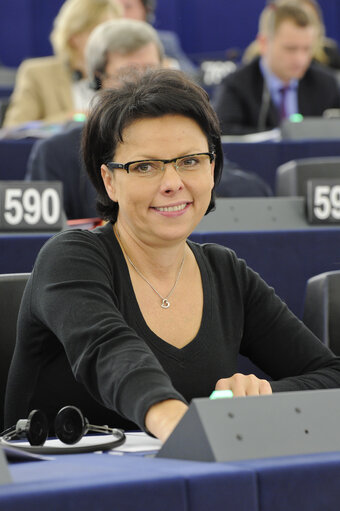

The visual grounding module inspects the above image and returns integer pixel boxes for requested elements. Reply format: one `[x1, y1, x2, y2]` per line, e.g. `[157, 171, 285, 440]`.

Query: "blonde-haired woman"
[3, 0, 121, 128]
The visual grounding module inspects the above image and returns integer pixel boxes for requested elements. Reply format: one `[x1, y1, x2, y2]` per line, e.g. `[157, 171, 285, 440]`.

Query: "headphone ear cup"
[15, 409, 49, 446]
[54, 406, 88, 445]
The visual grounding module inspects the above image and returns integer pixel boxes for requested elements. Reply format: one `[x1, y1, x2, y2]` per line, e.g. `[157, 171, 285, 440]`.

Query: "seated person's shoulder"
[18, 55, 65, 75]
[45, 123, 84, 147]
[27, 123, 84, 179]
[216, 163, 273, 198]
[31, 124, 83, 157]
[221, 57, 260, 86]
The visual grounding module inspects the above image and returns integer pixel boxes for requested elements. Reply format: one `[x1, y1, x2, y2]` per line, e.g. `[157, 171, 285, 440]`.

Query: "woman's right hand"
[145, 399, 188, 443]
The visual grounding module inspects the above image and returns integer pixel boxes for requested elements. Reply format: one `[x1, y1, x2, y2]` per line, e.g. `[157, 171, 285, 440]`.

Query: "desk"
[223, 139, 340, 191]
[4, 452, 256, 511]
[0, 233, 52, 273]
[3, 450, 340, 510]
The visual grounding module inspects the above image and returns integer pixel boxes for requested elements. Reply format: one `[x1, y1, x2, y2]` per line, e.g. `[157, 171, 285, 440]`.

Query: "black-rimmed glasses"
[105, 152, 215, 178]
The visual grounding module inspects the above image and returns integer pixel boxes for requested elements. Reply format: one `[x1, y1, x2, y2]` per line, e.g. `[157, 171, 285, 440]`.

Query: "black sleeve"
[237, 256, 340, 391]
[30, 230, 186, 430]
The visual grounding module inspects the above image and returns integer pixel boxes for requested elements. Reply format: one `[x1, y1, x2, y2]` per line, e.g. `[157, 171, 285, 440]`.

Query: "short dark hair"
[82, 68, 223, 223]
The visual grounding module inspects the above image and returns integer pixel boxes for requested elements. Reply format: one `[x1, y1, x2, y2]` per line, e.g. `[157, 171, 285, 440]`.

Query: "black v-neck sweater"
[5, 222, 340, 431]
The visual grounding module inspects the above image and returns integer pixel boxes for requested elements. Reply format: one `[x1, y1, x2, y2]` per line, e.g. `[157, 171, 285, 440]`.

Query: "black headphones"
[0, 406, 126, 454]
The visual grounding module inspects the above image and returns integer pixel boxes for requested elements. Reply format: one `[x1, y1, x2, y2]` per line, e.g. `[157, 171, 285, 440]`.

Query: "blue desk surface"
[3, 450, 340, 511]
[2, 138, 340, 192]
[223, 138, 340, 192]
[4, 452, 256, 511]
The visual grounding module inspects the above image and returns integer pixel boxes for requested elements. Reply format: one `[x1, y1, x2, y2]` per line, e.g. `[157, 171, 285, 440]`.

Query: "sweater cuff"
[116, 368, 187, 431]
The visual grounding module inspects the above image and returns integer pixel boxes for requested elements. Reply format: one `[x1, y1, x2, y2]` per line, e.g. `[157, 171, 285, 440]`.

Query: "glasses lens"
[176, 154, 210, 171]
[129, 161, 163, 176]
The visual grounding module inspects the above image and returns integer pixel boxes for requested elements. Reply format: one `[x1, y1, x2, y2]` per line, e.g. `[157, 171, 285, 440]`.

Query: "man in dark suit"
[213, 3, 340, 135]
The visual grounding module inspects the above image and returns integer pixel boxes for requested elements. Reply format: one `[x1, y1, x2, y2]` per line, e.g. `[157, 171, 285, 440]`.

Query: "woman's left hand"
[215, 373, 272, 397]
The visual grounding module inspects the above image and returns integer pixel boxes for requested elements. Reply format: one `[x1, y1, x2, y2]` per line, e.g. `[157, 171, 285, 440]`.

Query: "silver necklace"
[115, 226, 185, 309]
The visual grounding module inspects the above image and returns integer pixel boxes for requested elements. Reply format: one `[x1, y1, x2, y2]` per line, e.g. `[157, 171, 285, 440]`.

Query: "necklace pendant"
[161, 298, 170, 309]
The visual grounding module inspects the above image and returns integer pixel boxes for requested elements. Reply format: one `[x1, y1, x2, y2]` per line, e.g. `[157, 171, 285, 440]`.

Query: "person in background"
[114, 0, 197, 75]
[26, 19, 272, 220]
[25, 18, 164, 220]
[213, 2, 340, 135]
[6, 69, 340, 441]
[3, 0, 121, 128]
[243, 0, 340, 70]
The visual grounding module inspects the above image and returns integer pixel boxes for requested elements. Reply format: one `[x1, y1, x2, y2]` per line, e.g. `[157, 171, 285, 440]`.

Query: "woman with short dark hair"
[83, 69, 223, 222]
[5, 69, 340, 442]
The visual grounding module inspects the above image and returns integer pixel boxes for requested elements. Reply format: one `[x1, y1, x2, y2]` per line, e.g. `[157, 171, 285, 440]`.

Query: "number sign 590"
[4, 187, 61, 226]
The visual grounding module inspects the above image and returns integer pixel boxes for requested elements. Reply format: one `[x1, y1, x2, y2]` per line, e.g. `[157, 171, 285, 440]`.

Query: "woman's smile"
[151, 201, 191, 216]
[102, 114, 215, 243]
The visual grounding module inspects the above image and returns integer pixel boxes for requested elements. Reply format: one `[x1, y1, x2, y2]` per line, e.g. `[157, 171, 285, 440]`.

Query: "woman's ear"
[101, 164, 117, 202]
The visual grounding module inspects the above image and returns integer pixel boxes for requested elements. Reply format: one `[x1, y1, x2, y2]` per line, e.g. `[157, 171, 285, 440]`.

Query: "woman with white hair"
[3, 0, 121, 128]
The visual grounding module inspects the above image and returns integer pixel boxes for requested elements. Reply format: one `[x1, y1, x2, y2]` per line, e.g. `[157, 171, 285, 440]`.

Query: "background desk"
[0, 233, 52, 274]
[223, 139, 340, 192]
[2, 227, 340, 319]
[2, 138, 340, 192]
[4, 450, 340, 510]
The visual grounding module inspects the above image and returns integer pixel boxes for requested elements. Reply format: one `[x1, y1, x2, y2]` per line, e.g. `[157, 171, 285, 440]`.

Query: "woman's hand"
[145, 374, 272, 442]
[215, 373, 272, 396]
[145, 399, 188, 443]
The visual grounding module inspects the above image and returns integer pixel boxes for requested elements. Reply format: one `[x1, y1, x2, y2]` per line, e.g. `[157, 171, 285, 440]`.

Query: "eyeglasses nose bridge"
[161, 158, 180, 174]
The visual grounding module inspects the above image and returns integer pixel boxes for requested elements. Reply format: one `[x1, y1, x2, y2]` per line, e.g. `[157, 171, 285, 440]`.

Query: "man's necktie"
[279, 85, 289, 120]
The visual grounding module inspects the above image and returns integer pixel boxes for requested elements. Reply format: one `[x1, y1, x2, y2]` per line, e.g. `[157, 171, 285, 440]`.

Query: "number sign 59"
[0, 181, 63, 231]
[307, 179, 340, 224]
